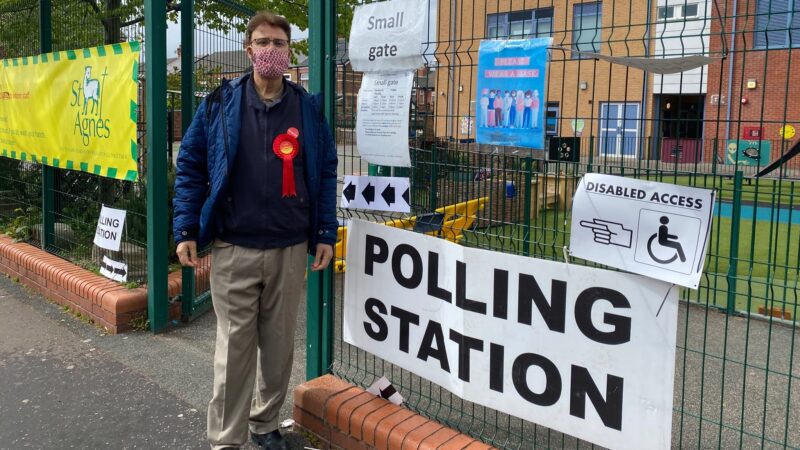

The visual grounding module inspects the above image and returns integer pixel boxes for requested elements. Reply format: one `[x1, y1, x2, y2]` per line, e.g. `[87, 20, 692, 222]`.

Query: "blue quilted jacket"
[172, 74, 338, 252]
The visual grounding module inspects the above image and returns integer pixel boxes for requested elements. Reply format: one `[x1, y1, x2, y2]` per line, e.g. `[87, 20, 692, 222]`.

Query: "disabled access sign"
[569, 174, 715, 289]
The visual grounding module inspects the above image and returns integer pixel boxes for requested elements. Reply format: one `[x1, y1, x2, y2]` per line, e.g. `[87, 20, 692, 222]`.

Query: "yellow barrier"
[334, 197, 488, 272]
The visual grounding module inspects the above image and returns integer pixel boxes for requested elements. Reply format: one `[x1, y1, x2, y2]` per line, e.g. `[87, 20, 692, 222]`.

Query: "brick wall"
[705, 0, 800, 170]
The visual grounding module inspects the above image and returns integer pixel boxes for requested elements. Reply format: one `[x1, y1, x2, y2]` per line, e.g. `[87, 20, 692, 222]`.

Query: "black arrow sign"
[381, 185, 395, 205]
[362, 183, 375, 204]
[100, 260, 127, 278]
[343, 182, 356, 202]
[402, 188, 409, 205]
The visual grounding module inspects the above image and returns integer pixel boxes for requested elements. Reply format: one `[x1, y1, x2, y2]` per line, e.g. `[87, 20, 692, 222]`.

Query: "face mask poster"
[344, 219, 679, 450]
[476, 38, 551, 149]
[0, 42, 140, 181]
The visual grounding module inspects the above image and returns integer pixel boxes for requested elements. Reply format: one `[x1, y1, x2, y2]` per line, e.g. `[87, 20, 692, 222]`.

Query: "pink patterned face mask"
[251, 46, 290, 79]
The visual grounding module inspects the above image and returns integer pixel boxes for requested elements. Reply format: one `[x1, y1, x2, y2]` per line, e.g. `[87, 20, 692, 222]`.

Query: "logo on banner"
[70, 65, 111, 146]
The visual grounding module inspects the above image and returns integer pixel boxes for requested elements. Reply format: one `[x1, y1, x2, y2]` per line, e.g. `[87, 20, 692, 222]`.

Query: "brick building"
[432, 0, 799, 170]
[434, 0, 654, 159]
[704, 0, 800, 170]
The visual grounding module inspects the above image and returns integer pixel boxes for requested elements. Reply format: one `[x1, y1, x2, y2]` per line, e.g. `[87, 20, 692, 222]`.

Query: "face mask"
[251, 46, 289, 79]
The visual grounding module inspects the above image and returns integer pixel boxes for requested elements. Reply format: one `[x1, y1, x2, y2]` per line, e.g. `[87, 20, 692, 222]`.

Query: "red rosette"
[272, 133, 300, 197]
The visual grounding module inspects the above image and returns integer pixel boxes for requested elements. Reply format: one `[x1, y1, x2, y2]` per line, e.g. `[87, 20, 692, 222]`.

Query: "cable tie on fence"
[562, 246, 570, 265]
[656, 284, 676, 318]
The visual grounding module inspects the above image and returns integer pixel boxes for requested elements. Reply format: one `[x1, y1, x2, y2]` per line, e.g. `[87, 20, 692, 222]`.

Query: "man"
[172, 11, 338, 450]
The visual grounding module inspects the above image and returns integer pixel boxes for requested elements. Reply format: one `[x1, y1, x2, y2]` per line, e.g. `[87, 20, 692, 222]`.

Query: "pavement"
[0, 274, 312, 450]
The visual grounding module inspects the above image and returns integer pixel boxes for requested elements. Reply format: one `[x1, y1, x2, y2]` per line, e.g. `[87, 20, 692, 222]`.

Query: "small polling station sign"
[93, 205, 126, 252]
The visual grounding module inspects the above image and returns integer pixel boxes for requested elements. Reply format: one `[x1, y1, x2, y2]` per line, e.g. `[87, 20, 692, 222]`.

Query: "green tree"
[0, 0, 357, 59]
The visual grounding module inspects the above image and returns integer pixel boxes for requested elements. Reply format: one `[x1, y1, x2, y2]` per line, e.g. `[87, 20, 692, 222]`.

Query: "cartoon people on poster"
[476, 38, 551, 149]
[479, 87, 542, 130]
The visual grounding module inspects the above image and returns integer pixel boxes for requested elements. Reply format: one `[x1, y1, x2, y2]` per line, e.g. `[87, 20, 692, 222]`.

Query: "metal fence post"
[430, 145, 438, 210]
[145, 0, 169, 333]
[726, 170, 743, 314]
[39, 0, 55, 251]
[306, 0, 337, 380]
[523, 156, 532, 257]
[180, 0, 196, 321]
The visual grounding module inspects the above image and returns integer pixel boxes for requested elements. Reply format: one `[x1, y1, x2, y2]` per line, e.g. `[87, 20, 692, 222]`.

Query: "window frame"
[572, 2, 603, 58]
[754, 0, 800, 49]
[486, 7, 555, 40]
[545, 102, 560, 136]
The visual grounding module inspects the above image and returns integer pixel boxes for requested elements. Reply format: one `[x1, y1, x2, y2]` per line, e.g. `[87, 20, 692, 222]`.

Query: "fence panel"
[0, 2, 151, 284]
[329, 0, 800, 448]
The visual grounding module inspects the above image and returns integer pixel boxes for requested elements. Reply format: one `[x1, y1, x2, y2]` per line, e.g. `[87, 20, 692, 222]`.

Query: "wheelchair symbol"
[647, 216, 686, 264]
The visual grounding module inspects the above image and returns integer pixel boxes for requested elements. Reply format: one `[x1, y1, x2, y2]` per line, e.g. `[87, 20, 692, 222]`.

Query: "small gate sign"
[348, 0, 427, 72]
[94, 205, 126, 252]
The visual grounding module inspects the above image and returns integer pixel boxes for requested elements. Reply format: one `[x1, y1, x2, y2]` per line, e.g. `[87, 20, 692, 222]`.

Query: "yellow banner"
[0, 42, 140, 181]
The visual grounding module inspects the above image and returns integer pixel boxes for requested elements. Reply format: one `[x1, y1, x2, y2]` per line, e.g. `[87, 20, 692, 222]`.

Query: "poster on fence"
[356, 71, 414, 167]
[348, 0, 427, 72]
[0, 42, 140, 181]
[569, 173, 714, 288]
[344, 219, 678, 450]
[94, 205, 126, 252]
[476, 38, 551, 149]
[99, 256, 128, 283]
[725, 139, 771, 166]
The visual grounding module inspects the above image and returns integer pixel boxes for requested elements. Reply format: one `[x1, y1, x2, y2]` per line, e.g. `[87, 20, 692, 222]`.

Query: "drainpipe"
[724, 0, 738, 142]
[641, 0, 653, 159]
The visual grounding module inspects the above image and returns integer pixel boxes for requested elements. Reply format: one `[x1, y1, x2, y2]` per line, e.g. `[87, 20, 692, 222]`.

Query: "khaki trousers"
[207, 239, 307, 449]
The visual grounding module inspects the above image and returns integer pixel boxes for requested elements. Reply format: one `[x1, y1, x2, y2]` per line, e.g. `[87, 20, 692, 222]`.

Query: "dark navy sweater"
[218, 75, 310, 249]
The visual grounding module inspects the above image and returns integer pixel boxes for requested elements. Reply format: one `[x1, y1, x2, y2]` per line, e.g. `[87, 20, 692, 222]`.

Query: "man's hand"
[311, 243, 334, 272]
[176, 240, 199, 267]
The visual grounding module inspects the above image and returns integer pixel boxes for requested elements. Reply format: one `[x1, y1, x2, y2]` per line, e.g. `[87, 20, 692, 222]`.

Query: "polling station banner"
[0, 42, 140, 181]
[344, 219, 679, 450]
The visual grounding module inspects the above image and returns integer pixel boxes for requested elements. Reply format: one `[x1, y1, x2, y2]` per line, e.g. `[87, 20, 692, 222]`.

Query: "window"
[658, 3, 700, 21]
[546, 103, 560, 136]
[486, 8, 554, 39]
[573, 2, 602, 56]
[754, 0, 800, 48]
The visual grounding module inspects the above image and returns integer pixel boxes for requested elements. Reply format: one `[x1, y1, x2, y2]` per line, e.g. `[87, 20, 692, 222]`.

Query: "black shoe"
[251, 430, 288, 450]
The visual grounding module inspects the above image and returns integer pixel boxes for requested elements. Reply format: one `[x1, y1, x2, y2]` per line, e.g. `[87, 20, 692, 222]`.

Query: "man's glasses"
[250, 37, 289, 49]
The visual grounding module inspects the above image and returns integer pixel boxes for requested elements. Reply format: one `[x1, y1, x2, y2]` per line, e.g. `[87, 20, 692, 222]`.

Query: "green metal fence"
[322, 0, 800, 448]
[0, 0, 171, 330]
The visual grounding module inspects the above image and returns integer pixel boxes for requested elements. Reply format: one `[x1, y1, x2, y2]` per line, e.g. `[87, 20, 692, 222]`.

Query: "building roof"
[194, 50, 251, 75]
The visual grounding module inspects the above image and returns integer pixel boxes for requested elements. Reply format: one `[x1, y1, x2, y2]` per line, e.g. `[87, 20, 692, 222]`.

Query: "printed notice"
[348, 0, 426, 72]
[94, 205, 127, 252]
[356, 71, 413, 167]
[569, 173, 715, 288]
[344, 219, 678, 450]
